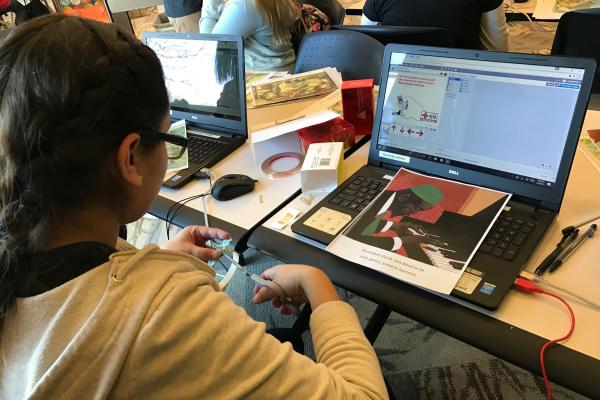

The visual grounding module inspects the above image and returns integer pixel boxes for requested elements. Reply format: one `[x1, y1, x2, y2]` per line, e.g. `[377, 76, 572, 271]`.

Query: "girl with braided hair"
[0, 15, 386, 399]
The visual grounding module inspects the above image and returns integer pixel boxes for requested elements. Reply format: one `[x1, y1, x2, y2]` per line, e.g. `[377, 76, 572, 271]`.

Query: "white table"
[158, 131, 304, 231]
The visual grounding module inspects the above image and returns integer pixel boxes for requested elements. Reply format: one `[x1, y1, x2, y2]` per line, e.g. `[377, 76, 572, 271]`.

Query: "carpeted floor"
[127, 216, 589, 400]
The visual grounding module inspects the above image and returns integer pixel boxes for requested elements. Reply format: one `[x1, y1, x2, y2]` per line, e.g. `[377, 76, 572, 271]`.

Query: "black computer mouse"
[211, 174, 258, 201]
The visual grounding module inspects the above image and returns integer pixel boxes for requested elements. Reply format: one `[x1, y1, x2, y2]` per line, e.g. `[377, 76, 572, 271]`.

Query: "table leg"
[292, 304, 312, 335]
[364, 304, 391, 345]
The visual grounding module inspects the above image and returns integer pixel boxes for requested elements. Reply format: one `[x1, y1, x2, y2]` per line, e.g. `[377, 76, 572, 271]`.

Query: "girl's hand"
[252, 264, 339, 314]
[161, 226, 230, 261]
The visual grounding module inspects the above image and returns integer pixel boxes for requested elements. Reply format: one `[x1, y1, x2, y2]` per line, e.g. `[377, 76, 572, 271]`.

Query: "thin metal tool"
[574, 214, 600, 229]
[219, 252, 300, 315]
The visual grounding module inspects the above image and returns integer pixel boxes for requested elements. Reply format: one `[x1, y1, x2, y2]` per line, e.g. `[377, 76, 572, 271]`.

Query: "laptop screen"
[376, 52, 586, 191]
[145, 33, 245, 135]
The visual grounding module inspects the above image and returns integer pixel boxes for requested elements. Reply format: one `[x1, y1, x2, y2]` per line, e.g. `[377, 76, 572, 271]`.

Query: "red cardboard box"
[297, 117, 355, 153]
[341, 79, 374, 135]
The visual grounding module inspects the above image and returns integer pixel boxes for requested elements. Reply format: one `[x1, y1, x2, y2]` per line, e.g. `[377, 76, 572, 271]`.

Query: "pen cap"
[561, 225, 575, 236]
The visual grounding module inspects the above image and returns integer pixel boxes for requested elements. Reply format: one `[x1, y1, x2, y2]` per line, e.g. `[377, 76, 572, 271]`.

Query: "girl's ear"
[116, 133, 144, 187]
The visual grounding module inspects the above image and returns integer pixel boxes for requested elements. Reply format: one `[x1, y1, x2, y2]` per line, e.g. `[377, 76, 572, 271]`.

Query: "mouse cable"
[164, 169, 216, 239]
[514, 277, 576, 400]
[165, 191, 211, 239]
[519, 271, 600, 311]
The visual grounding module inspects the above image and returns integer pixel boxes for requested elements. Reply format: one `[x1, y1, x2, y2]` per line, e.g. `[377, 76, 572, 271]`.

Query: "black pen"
[549, 224, 597, 273]
[534, 229, 579, 275]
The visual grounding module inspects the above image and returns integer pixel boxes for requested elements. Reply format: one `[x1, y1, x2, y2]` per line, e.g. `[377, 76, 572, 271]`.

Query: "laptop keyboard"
[478, 213, 537, 261]
[188, 135, 227, 165]
[328, 176, 387, 212]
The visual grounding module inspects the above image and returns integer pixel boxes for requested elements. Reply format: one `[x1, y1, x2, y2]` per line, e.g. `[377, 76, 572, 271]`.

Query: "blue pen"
[549, 224, 597, 273]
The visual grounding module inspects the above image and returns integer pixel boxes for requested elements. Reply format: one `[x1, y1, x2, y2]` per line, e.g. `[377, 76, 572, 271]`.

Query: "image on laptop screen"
[376, 53, 585, 190]
[146, 35, 243, 126]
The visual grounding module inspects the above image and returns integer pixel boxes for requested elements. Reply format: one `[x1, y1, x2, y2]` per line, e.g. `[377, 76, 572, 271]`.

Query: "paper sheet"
[250, 110, 339, 143]
[326, 169, 511, 294]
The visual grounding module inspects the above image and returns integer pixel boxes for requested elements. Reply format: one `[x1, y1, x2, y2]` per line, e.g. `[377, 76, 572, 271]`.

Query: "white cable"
[520, 271, 600, 311]
[202, 195, 209, 229]
[200, 168, 237, 290]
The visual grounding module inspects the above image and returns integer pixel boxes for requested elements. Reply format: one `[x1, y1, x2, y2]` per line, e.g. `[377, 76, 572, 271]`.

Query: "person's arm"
[209, 0, 262, 38]
[361, 0, 381, 25]
[127, 267, 388, 399]
[480, 3, 509, 51]
[199, 0, 224, 33]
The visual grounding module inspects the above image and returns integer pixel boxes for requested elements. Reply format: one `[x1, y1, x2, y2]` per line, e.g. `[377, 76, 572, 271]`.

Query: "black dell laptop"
[144, 32, 247, 188]
[292, 45, 596, 309]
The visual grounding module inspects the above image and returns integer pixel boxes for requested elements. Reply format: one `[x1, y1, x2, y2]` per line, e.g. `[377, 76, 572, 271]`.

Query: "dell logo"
[448, 169, 460, 176]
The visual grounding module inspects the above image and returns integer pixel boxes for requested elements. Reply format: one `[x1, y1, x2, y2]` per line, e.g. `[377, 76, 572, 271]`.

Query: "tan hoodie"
[0, 245, 388, 399]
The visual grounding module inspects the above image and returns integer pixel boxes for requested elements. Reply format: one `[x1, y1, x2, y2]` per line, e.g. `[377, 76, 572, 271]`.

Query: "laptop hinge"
[509, 196, 558, 214]
[379, 160, 399, 170]
[187, 127, 234, 139]
[508, 200, 537, 213]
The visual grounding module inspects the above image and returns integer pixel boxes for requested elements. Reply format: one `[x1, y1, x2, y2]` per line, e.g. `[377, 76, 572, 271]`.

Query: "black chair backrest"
[294, 30, 384, 83]
[301, 0, 345, 26]
[551, 9, 600, 93]
[331, 25, 454, 47]
[9, 0, 49, 25]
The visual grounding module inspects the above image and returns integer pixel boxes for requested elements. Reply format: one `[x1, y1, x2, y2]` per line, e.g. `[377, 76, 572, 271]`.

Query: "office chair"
[331, 25, 455, 47]
[294, 30, 384, 83]
[301, 0, 345, 25]
[551, 8, 600, 94]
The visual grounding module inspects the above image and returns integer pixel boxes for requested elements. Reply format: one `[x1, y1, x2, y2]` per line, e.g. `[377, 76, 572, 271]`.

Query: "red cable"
[514, 278, 576, 400]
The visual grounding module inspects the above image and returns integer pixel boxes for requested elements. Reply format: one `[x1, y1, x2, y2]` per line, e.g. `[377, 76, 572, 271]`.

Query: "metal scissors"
[219, 252, 300, 315]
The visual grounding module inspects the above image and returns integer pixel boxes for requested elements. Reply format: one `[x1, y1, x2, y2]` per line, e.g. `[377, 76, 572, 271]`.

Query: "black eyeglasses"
[139, 130, 189, 160]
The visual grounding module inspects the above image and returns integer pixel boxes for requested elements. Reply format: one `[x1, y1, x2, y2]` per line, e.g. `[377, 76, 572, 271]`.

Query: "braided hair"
[0, 15, 169, 323]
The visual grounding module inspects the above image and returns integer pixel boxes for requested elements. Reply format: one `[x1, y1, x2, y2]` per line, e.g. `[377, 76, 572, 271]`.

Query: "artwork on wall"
[59, 0, 110, 22]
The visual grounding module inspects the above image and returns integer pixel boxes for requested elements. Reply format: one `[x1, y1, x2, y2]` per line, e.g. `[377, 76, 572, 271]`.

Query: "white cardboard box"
[301, 142, 344, 193]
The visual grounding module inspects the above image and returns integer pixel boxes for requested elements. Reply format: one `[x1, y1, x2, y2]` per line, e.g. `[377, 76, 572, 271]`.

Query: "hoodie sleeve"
[125, 272, 388, 400]
[207, 0, 263, 38]
[199, 0, 224, 33]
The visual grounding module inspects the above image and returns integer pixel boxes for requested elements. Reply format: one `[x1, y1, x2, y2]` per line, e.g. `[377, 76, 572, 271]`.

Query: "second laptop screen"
[146, 36, 242, 122]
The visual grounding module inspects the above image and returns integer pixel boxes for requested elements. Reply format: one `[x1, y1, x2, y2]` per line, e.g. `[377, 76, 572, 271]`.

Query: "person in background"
[0, 14, 387, 399]
[200, 0, 299, 71]
[361, 0, 509, 51]
[164, 0, 203, 32]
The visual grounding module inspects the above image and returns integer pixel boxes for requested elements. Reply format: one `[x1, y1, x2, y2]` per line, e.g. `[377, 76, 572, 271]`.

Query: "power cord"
[514, 277, 576, 400]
